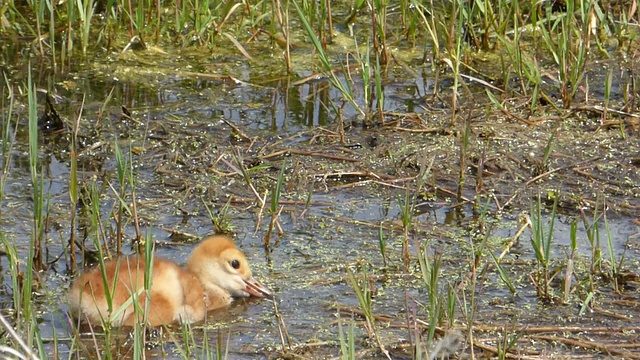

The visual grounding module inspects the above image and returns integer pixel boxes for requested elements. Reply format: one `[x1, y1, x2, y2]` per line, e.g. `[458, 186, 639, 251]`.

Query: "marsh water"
[2, 17, 640, 359]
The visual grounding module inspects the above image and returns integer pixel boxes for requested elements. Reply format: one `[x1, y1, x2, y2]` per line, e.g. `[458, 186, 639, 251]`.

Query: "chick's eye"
[230, 260, 240, 269]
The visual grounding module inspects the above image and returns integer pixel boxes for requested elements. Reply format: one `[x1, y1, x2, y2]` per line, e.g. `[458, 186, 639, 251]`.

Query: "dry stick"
[573, 104, 640, 119]
[332, 304, 394, 323]
[157, 227, 200, 241]
[390, 52, 420, 79]
[478, 214, 531, 279]
[222, 33, 254, 61]
[313, 270, 415, 286]
[131, 185, 142, 252]
[401, 321, 640, 352]
[119, 110, 144, 125]
[86, 320, 103, 360]
[316, 170, 463, 200]
[229, 196, 331, 206]
[321, 214, 450, 235]
[290, 63, 360, 86]
[328, 349, 376, 360]
[531, 335, 640, 359]
[524, 165, 567, 186]
[609, 343, 640, 349]
[607, 299, 640, 307]
[275, 206, 284, 236]
[0, 345, 30, 360]
[459, 73, 505, 93]
[257, 130, 313, 154]
[261, 149, 361, 162]
[490, 192, 503, 212]
[207, 156, 238, 177]
[216, 155, 242, 175]
[276, 0, 291, 72]
[296, 341, 331, 347]
[180, 71, 272, 89]
[326, 0, 333, 39]
[374, 327, 392, 360]
[337, 105, 346, 145]
[502, 156, 602, 209]
[407, 321, 640, 336]
[265, 208, 276, 248]
[472, 324, 640, 333]
[228, 149, 269, 239]
[592, 306, 633, 320]
[0, 312, 39, 360]
[227, 152, 265, 207]
[573, 166, 634, 191]
[272, 297, 292, 352]
[371, 179, 415, 190]
[336, 300, 640, 334]
[524, 156, 603, 186]
[327, 179, 407, 191]
[497, 214, 531, 262]
[254, 189, 268, 235]
[495, 101, 552, 126]
[315, 170, 388, 181]
[304, 261, 360, 276]
[318, 215, 397, 231]
[221, 118, 253, 142]
[395, 126, 454, 134]
[471, 341, 539, 360]
[572, 167, 598, 181]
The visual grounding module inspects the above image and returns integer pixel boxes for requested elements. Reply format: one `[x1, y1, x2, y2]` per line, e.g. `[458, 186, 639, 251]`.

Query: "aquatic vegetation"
[0, 0, 639, 358]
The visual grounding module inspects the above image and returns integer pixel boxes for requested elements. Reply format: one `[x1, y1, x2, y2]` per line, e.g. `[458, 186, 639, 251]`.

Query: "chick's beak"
[244, 277, 272, 298]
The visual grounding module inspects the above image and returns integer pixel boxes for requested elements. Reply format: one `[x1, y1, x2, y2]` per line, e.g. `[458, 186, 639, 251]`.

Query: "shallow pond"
[1, 26, 640, 359]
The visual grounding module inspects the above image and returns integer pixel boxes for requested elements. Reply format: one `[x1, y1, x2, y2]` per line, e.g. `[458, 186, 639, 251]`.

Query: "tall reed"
[68, 96, 85, 273]
[27, 67, 45, 273]
[0, 75, 17, 219]
[0, 68, 48, 359]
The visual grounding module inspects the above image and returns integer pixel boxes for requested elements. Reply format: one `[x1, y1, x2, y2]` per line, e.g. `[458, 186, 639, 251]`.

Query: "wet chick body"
[68, 235, 270, 326]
